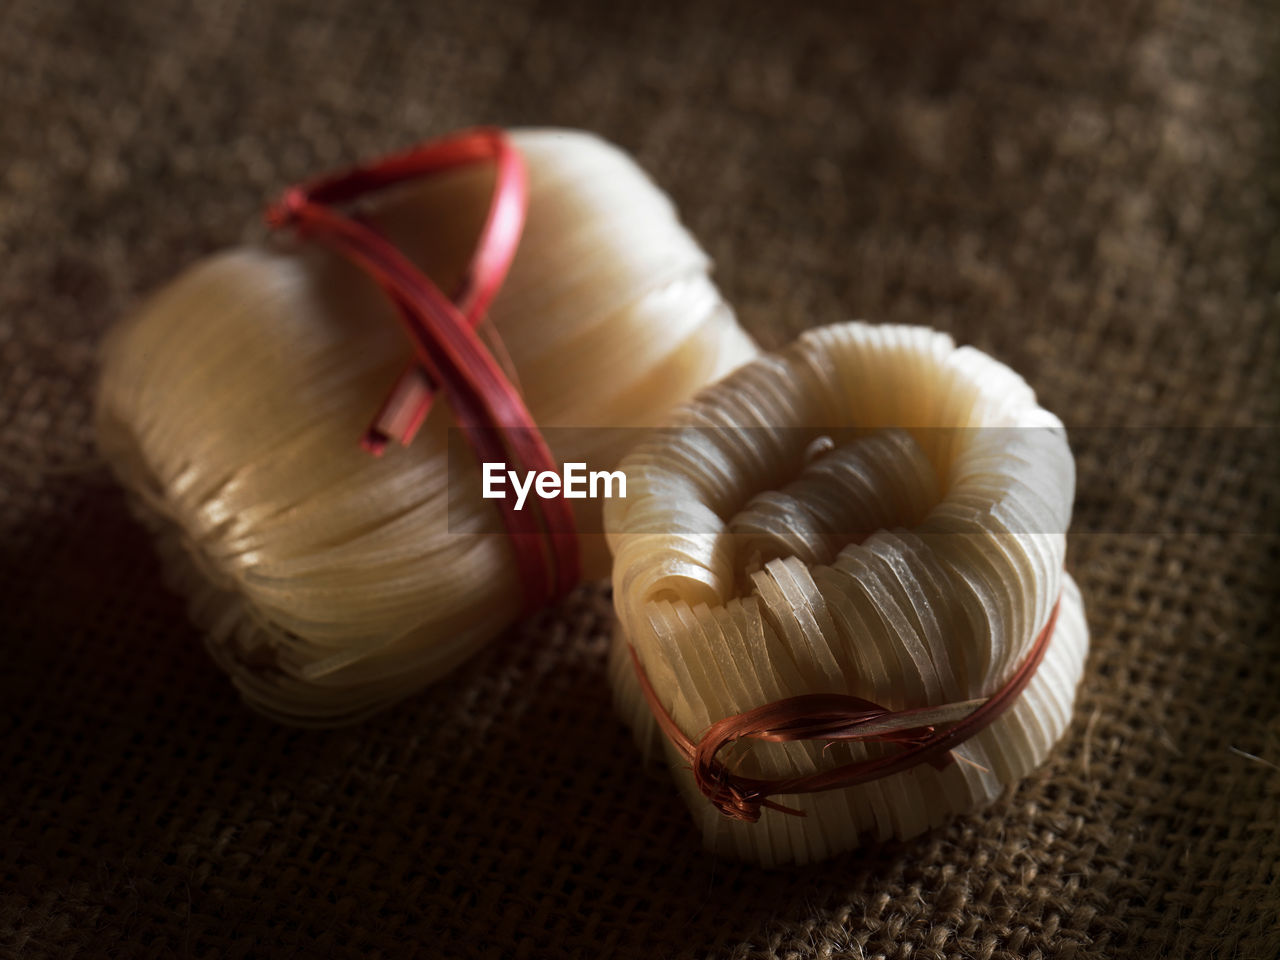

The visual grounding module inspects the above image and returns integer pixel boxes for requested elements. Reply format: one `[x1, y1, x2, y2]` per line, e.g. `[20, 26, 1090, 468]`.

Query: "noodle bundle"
[96, 129, 757, 725]
[607, 322, 1088, 865]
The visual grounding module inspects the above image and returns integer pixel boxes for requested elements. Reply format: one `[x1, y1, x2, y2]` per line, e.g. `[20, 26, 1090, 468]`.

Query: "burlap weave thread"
[1, 1, 1277, 957]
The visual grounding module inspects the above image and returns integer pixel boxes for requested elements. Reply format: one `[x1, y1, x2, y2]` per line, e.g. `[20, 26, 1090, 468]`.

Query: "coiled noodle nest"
[96, 128, 757, 725]
[607, 322, 1088, 865]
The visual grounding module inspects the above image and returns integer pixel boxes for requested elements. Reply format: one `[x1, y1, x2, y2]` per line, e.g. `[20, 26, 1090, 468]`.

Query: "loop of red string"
[266, 128, 579, 612]
[630, 596, 1061, 822]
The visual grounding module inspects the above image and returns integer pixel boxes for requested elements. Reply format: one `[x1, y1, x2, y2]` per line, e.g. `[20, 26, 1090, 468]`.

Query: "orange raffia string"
[629, 596, 1061, 822]
[265, 128, 579, 612]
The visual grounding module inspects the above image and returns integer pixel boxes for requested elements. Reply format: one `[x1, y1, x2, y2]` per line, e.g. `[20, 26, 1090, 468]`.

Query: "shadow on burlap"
[1, 1, 1277, 957]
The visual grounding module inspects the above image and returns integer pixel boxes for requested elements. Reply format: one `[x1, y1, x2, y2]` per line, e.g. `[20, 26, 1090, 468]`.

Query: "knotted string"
[630, 596, 1061, 822]
[266, 128, 579, 612]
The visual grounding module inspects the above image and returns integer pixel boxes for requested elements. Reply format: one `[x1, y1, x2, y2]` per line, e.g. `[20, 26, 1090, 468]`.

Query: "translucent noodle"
[607, 322, 1088, 865]
[96, 129, 757, 725]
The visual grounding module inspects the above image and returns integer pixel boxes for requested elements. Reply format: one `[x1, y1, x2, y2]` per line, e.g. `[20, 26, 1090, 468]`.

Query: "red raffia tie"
[630, 596, 1061, 822]
[265, 128, 579, 613]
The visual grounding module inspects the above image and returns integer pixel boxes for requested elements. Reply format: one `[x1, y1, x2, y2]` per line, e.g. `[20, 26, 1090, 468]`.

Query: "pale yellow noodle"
[96, 128, 758, 725]
[606, 322, 1088, 865]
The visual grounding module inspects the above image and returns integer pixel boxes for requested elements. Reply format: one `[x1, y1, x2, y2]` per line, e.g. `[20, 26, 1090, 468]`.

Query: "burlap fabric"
[2, 0, 1277, 957]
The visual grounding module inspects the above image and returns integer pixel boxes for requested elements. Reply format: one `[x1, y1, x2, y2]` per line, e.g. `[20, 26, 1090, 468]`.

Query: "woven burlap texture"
[2, 0, 1277, 957]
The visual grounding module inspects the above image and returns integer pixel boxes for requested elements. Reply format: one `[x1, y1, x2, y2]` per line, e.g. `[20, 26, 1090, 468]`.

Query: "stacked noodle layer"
[96, 129, 757, 725]
[607, 322, 1088, 865]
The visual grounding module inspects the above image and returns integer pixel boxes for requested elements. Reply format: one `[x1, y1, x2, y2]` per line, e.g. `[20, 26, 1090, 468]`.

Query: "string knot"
[630, 597, 1061, 821]
[263, 129, 580, 612]
[264, 187, 308, 230]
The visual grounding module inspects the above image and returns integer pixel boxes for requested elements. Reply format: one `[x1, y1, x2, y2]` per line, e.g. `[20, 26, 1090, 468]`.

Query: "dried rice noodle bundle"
[97, 129, 757, 725]
[607, 322, 1088, 865]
